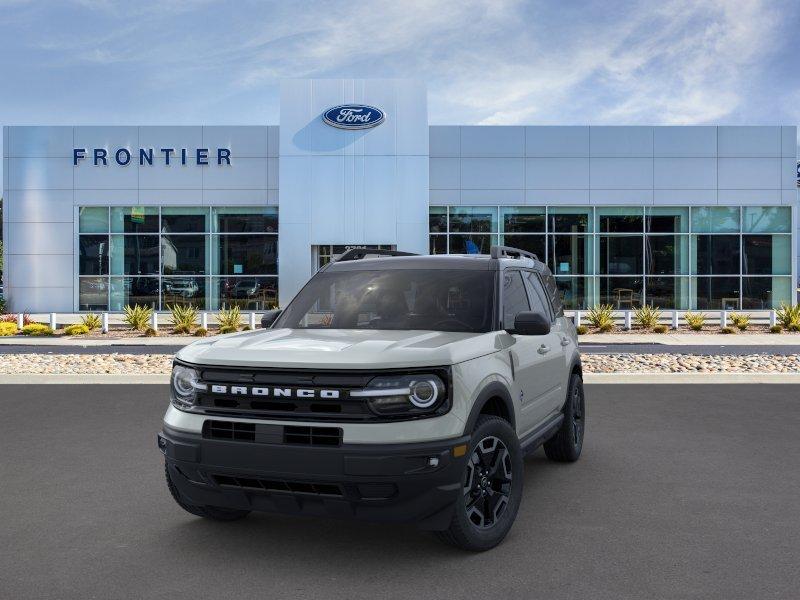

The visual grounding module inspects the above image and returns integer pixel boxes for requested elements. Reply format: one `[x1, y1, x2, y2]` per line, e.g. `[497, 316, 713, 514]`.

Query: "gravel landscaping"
[1, 352, 800, 375]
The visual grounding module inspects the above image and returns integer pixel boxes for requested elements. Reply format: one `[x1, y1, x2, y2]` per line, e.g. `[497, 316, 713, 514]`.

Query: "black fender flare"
[463, 381, 516, 434]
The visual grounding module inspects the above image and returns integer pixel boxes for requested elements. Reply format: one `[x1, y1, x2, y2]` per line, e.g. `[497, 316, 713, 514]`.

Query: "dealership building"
[2, 79, 797, 313]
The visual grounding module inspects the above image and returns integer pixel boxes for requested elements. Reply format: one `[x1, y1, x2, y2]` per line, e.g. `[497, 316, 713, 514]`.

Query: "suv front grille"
[203, 420, 342, 447]
[283, 425, 342, 446]
[212, 474, 344, 497]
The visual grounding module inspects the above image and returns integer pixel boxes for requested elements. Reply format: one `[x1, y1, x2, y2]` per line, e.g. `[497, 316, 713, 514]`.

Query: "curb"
[584, 372, 800, 384]
[0, 374, 170, 384]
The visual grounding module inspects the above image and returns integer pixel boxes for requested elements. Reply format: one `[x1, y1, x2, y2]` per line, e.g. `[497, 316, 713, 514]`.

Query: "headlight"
[351, 373, 448, 417]
[170, 364, 206, 410]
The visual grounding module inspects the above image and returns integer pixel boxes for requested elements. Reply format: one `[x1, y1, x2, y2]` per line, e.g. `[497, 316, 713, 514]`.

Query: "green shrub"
[729, 313, 750, 331]
[80, 313, 102, 331]
[194, 327, 208, 337]
[22, 323, 54, 336]
[769, 324, 783, 334]
[0, 322, 18, 336]
[653, 324, 668, 333]
[575, 324, 588, 335]
[683, 311, 706, 331]
[143, 327, 158, 337]
[168, 304, 198, 334]
[720, 326, 735, 334]
[64, 324, 90, 336]
[776, 303, 800, 329]
[216, 306, 242, 332]
[634, 305, 661, 330]
[586, 304, 615, 331]
[123, 304, 153, 331]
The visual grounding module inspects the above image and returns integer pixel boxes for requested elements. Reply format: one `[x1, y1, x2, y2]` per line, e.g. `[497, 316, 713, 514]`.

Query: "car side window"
[502, 270, 530, 329]
[523, 271, 552, 321]
[541, 270, 564, 317]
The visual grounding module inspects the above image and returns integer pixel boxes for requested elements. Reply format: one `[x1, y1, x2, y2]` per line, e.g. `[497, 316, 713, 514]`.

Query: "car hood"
[176, 328, 502, 369]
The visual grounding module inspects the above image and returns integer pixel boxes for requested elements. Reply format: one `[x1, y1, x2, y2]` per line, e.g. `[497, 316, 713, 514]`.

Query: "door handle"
[560, 337, 570, 346]
[537, 344, 550, 355]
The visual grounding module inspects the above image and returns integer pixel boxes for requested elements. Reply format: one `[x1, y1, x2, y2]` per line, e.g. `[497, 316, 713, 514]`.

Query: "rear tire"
[543, 373, 585, 462]
[164, 463, 251, 521]
[436, 415, 523, 551]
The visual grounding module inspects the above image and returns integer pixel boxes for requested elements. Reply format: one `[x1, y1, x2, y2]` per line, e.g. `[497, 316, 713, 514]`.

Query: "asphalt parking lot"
[1, 384, 798, 600]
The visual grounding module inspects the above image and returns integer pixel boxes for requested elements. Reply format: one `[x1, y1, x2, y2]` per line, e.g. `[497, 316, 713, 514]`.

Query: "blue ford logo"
[322, 104, 385, 130]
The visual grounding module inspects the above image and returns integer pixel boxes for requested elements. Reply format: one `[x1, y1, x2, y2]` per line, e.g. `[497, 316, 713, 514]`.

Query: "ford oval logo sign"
[322, 104, 385, 130]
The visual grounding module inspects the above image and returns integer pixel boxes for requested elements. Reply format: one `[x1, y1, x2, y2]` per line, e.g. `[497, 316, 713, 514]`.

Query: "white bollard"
[17, 313, 24, 330]
[721, 310, 727, 328]
[201, 312, 208, 330]
[769, 310, 777, 327]
[672, 310, 679, 330]
[151, 311, 158, 332]
[102, 312, 109, 334]
[574, 310, 581, 327]
[624, 310, 632, 331]
[249, 312, 257, 330]
[49, 312, 57, 330]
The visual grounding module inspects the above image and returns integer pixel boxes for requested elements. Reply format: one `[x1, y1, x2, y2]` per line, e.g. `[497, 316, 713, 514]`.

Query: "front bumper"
[159, 424, 470, 530]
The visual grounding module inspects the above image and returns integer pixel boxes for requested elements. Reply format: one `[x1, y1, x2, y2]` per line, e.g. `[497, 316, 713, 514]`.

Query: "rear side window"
[502, 271, 530, 328]
[540, 269, 564, 316]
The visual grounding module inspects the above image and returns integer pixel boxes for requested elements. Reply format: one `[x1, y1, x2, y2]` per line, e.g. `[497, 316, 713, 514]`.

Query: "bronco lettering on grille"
[209, 385, 341, 399]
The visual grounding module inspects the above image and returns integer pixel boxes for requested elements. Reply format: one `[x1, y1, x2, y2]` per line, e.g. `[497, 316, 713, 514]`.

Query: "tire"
[164, 463, 251, 521]
[543, 372, 585, 463]
[436, 415, 524, 552]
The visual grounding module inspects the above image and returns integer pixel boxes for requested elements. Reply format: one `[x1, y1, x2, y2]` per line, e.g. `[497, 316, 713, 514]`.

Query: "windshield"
[275, 269, 496, 333]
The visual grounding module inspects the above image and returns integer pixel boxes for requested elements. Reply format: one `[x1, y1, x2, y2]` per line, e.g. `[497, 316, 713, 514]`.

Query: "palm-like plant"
[634, 305, 661, 330]
[586, 304, 615, 332]
[216, 306, 242, 334]
[123, 304, 153, 331]
[168, 304, 198, 334]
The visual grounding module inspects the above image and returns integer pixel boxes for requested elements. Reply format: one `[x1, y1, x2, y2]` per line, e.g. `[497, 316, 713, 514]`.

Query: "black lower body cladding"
[159, 424, 470, 530]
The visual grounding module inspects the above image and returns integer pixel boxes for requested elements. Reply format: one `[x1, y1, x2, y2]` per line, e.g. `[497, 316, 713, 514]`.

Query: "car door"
[501, 270, 562, 435]
[523, 270, 567, 415]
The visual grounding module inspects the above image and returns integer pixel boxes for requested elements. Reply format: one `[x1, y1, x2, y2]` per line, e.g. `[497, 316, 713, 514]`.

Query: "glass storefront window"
[213, 207, 278, 233]
[429, 207, 447, 233]
[599, 236, 643, 275]
[448, 206, 497, 233]
[691, 206, 739, 233]
[742, 206, 791, 233]
[693, 235, 740, 275]
[742, 235, 791, 276]
[429, 235, 446, 255]
[449, 234, 496, 254]
[502, 207, 545, 233]
[109, 277, 160, 310]
[646, 207, 689, 233]
[111, 206, 159, 233]
[79, 277, 108, 311]
[212, 277, 279, 310]
[646, 235, 688, 275]
[79, 235, 109, 276]
[161, 207, 208, 233]
[597, 207, 643, 233]
[502, 234, 545, 261]
[555, 277, 588, 310]
[547, 207, 592, 233]
[549, 235, 592, 275]
[599, 277, 643, 309]
[742, 277, 791, 309]
[110, 235, 160, 275]
[645, 277, 689, 309]
[214, 234, 277, 275]
[161, 277, 207, 308]
[161, 235, 207, 275]
[79, 207, 109, 233]
[692, 277, 740, 310]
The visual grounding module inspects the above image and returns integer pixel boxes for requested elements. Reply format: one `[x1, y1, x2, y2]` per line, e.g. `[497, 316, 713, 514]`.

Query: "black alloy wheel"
[464, 436, 513, 529]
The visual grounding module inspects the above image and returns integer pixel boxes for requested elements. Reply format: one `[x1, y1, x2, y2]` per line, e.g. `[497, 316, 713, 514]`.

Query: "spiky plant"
[168, 304, 198, 334]
[683, 311, 706, 332]
[123, 304, 153, 332]
[776, 303, 800, 330]
[634, 305, 661, 330]
[586, 304, 615, 331]
[80, 313, 102, 331]
[216, 306, 242, 334]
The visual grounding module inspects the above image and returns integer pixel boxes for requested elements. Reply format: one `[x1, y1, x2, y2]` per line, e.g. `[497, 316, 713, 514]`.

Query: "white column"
[624, 311, 632, 331]
[574, 310, 581, 327]
[49, 313, 57, 330]
[672, 310, 679, 330]
[249, 312, 257, 330]
[201, 312, 208, 330]
[721, 310, 727, 328]
[17, 313, 24, 329]
[769, 310, 777, 327]
[102, 312, 109, 334]
[151, 311, 158, 332]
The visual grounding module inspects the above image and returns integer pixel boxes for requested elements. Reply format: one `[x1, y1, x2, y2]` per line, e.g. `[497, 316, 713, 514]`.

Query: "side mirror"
[510, 311, 551, 336]
[260, 309, 282, 329]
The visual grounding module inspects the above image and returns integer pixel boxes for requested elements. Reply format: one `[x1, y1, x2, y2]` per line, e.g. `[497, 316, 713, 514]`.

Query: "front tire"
[543, 372, 585, 462]
[164, 464, 251, 521]
[436, 415, 524, 551]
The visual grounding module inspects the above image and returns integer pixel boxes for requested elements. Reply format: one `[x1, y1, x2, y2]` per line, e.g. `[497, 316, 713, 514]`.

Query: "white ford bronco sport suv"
[159, 246, 584, 551]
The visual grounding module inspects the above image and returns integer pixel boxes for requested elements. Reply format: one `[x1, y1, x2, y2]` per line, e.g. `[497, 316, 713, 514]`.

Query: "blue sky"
[2, 0, 799, 186]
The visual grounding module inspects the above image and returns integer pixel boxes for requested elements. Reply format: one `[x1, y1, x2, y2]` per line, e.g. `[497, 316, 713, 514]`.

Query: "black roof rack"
[489, 245, 539, 262]
[335, 248, 418, 262]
